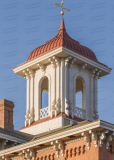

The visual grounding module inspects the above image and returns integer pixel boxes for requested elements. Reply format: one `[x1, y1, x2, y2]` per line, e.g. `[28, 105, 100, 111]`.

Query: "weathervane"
[54, 0, 70, 19]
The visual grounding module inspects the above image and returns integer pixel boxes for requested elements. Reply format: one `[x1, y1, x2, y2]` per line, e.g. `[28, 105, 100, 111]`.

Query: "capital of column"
[53, 56, 60, 67]
[70, 58, 76, 68]
[49, 58, 56, 69]
[65, 56, 72, 67]
[37, 63, 44, 72]
[80, 63, 87, 72]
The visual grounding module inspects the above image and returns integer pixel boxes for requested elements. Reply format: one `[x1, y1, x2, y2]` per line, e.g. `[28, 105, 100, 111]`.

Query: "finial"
[54, 0, 70, 19]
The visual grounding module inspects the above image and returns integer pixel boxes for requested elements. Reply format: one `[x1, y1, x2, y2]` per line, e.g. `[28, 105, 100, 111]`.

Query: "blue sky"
[0, 0, 114, 130]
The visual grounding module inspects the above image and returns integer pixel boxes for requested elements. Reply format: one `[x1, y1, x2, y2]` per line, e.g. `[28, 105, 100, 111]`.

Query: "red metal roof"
[27, 19, 98, 63]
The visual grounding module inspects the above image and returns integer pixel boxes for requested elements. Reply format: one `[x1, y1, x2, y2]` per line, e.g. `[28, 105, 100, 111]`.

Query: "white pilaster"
[70, 59, 76, 118]
[65, 58, 70, 116]
[95, 77, 98, 119]
[61, 58, 65, 112]
[27, 76, 30, 112]
[90, 75, 94, 121]
[53, 56, 60, 116]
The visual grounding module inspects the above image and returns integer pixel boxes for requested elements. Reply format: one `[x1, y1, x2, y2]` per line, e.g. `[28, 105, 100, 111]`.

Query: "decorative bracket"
[91, 68, 98, 78]
[23, 69, 34, 79]
[95, 70, 101, 80]
[80, 63, 87, 72]
[65, 56, 72, 66]
[49, 58, 55, 68]
[89, 130, 98, 147]
[99, 130, 109, 147]
[37, 63, 44, 72]
[22, 149, 35, 160]
[53, 56, 60, 67]
[106, 132, 114, 149]
[81, 132, 90, 149]
[70, 58, 76, 68]
[51, 140, 64, 157]
[27, 68, 33, 77]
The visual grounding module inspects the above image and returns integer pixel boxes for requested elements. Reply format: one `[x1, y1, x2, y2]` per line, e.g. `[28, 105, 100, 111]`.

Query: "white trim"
[0, 120, 114, 156]
[13, 47, 111, 76]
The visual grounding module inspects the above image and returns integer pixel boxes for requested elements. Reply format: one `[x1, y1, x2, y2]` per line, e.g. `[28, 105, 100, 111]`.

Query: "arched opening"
[75, 77, 83, 109]
[75, 76, 86, 119]
[41, 77, 49, 109]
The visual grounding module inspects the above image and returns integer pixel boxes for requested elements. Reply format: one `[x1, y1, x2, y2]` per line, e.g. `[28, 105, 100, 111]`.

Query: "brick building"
[0, 19, 113, 160]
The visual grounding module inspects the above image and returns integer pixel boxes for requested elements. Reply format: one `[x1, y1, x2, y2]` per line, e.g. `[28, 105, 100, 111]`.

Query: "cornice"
[13, 46, 111, 77]
[62, 47, 111, 74]
[0, 120, 114, 156]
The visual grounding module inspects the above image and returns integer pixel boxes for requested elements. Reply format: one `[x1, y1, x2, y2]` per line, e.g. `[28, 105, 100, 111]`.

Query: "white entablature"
[13, 20, 111, 135]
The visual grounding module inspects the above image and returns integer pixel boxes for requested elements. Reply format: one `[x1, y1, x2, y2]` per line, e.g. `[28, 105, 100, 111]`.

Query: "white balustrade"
[74, 106, 86, 119]
[40, 107, 49, 119]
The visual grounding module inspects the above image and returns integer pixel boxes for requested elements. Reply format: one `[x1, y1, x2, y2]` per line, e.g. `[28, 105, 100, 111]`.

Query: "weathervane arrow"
[54, 0, 70, 19]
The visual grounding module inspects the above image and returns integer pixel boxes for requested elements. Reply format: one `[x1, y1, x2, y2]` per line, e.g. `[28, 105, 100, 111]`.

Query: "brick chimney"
[0, 99, 14, 130]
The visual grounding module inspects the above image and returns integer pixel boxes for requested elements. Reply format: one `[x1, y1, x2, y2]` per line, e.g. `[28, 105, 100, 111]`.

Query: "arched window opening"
[76, 91, 82, 108]
[75, 77, 83, 109]
[75, 76, 86, 119]
[41, 77, 49, 109]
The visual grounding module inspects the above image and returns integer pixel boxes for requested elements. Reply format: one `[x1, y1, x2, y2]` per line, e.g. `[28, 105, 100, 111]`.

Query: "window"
[75, 76, 85, 110]
[41, 77, 49, 109]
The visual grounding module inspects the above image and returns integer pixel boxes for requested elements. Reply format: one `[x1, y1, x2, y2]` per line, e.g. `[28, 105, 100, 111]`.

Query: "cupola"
[13, 19, 111, 135]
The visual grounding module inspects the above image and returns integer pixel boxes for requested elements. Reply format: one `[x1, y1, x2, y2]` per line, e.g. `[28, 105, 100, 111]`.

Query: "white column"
[27, 76, 30, 111]
[69, 58, 76, 118]
[29, 73, 34, 123]
[65, 58, 69, 116]
[90, 75, 94, 121]
[95, 77, 98, 118]
[60, 58, 65, 112]
[56, 61, 60, 113]
[30, 73, 34, 110]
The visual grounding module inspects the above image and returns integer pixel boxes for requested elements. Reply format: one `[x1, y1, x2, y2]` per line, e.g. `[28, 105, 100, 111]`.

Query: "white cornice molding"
[62, 47, 111, 73]
[13, 46, 111, 76]
[13, 47, 63, 74]
[0, 120, 114, 156]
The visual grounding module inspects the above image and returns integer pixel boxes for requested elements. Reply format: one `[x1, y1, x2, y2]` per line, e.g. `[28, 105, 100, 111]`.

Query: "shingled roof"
[27, 19, 98, 63]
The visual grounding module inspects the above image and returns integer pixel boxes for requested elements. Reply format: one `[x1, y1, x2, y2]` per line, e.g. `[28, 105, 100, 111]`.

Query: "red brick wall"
[36, 139, 99, 160]
[0, 99, 14, 130]
[99, 140, 114, 160]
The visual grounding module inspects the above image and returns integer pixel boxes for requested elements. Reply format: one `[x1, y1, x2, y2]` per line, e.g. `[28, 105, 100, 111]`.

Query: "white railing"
[74, 106, 86, 119]
[40, 106, 49, 119]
